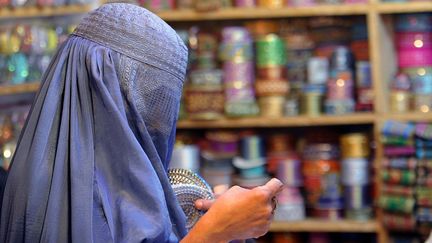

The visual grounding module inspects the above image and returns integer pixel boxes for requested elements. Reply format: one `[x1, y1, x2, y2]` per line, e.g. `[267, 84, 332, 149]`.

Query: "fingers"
[213, 184, 229, 198]
[262, 178, 284, 197]
[195, 199, 214, 211]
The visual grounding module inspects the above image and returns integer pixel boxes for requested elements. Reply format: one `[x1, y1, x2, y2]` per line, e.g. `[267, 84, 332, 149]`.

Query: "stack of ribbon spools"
[267, 134, 305, 221]
[302, 142, 343, 219]
[184, 31, 225, 120]
[389, 73, 412, 113]
[170, 143, 201, 173]
[303, 53, 327, 116]
[255, 33, 289, 117]
[394, 13, 432, 113]
[282, 20, 314, 116]
[233, 134, 270, 188]
[0, 22, 74, 85]
[340, 133, 372, 221]
[351, 19, 373, 112]
[380, 121, 417, 231]
[200, 131, 237, 189]
[310, 17, 351, 60]
[0, 106, 29, 170]
[413, 123, 432, 236]
[0, 0, 91, 8]
[325, 46, 356, 114]
[219, 27, 259, 117]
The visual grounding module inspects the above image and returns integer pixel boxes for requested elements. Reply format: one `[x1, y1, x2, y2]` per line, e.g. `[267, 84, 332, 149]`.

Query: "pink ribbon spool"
[396, 32, 432, 49]
[327, 78, 354, 100]
[141, 0, 175, 11]
[234, 0, 257, 7]
[398, 48, 432, 67]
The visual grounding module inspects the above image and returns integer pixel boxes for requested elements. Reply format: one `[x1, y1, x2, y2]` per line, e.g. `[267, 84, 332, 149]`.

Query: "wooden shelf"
[0, 5, 93, 19]
[156, 5, 369, 21]
[376, 2, 432, 14]
[177, 113, 375, 129]
[0, 83, 40, 96]
[270, 219, 379, 233]
[382, 112, 432, 122]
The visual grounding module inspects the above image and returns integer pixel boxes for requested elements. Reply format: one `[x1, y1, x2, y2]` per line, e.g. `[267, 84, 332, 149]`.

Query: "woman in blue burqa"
[0, 3, 282, 243]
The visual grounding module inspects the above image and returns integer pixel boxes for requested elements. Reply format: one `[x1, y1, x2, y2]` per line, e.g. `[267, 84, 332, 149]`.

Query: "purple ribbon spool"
[384, 146, 416, 157]
[225, 88, 256, 102]
[221, 27, 252, 43]
[276, 158, 303, 187]
[223, 61, 255, 83]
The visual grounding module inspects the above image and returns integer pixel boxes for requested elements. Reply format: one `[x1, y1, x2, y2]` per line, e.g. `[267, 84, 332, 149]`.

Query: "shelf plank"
[376, 2, 432, 14]
[157, 5, 369, 21]
[0, 5, 93, 19]
[270, 219, 379, 233]
[177, 113, 375, 129]
[0, 83, 40, 96]
[383, 112, 432, 122]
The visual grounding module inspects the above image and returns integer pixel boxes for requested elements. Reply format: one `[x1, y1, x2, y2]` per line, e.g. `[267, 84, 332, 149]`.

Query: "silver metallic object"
[168, 168, 214, 230]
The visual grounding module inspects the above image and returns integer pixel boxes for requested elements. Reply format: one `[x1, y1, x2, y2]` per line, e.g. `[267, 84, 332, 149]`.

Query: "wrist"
[181, 213, 228, 243]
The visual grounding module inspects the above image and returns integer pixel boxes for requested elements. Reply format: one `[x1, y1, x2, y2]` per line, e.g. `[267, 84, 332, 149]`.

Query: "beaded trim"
[73, 3, 188, 81]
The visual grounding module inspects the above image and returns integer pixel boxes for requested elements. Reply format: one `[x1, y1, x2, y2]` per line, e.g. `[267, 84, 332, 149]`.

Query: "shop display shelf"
[270, 219, 380, 233]
[157, 5, 369, 22]
[0, 5, 93, 19]
[0, 83, 40, 96]
[176, 113, 376, 129]
[376, 2, 432, 14]
[383, 112, 432, 122]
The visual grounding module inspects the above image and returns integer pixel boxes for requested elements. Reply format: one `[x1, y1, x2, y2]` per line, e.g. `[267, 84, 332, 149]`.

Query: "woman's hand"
[181, 178, 283, 243]
[195, 184, 228, 210]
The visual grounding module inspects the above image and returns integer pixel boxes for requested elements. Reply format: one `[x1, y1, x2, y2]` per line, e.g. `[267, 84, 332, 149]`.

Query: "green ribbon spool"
[256, 34, 287, 67]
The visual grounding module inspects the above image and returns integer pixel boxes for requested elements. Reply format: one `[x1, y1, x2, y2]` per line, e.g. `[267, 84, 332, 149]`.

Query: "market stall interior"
[1, 0, 432, 242]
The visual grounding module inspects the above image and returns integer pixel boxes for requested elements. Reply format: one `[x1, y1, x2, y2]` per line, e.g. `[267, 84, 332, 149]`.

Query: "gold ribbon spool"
[390, 91, 411, 113]
[340, 133, 369, 158]
[185, 87, 225, 120]
[258, 0, 285, 8]
[258, 96, 285, 117]
[206, 131, 239, 143]
[414, 94, 432, 113]
[301, 93, 322, 116]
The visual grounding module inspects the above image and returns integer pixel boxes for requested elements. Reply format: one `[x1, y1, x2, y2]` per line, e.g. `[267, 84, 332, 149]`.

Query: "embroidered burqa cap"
[1, 3, 189, 242]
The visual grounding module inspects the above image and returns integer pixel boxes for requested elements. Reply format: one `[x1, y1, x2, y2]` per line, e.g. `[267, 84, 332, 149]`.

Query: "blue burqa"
[0, 3, 189, 242]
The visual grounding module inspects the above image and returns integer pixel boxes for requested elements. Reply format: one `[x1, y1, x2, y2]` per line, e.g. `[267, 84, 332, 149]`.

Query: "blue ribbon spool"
[351, 23, 368, 41]
[233, 156, 267, 178]
[382, 120, 415, 139]
[7, 53, 29, 84]
[324, 99, 355, 115]
[403, 67, 432, 95]
[344, 185, 371, 210]
[239, 166, 266, 178]
[341, 158, 369, 186]
[240, 135, 265, 160]
[395, 13, 432, 32]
